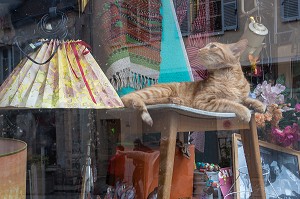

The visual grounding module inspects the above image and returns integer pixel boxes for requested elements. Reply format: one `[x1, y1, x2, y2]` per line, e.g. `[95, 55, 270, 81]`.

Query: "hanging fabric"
[99, 0, 162, 91]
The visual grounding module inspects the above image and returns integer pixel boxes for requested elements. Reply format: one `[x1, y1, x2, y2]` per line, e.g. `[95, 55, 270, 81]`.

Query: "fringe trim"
[109, 68, 159, 90]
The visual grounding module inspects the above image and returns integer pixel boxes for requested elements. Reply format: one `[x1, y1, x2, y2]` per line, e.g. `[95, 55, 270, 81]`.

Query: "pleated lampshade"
[0, 40, 124, 109]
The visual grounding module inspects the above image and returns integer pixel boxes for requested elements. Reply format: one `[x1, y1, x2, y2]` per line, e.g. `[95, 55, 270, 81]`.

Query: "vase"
[0, 138, 27, 198]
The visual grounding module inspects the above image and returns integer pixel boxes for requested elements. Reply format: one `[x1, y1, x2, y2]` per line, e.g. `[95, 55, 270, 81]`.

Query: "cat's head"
[198, 39, 248, 71]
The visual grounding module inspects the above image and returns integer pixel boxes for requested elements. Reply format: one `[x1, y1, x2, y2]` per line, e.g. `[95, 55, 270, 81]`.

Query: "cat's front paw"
[169, 97, 184, 105]
[255, 103, 266, 113]
[238, 109, 251, 123]
[244, 98, 266, 113]
[170, 97, 191, 106]
[141, 111, 153, 126]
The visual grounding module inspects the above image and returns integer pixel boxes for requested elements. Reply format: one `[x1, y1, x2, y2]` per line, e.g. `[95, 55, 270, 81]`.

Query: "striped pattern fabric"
[185, 33, 217, 81]
[172, 0, 217, 81]
[186, 46, 208, 81]
[100, 0, 162, 91]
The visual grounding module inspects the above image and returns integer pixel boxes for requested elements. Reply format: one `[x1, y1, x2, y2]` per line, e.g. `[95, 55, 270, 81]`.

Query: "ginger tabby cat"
[121, 39, 266, 126]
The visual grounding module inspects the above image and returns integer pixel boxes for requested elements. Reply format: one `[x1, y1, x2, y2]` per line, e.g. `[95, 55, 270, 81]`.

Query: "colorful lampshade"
[0, 40, 124, 109]
[0, 138, 27, 198]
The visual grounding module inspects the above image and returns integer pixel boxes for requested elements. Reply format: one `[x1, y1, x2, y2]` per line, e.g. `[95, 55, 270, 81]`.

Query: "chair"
[142, 104, 266, 199]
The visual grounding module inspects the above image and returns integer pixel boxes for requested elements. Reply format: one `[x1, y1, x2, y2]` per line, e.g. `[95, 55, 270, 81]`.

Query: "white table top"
[146, 104, 237, 119]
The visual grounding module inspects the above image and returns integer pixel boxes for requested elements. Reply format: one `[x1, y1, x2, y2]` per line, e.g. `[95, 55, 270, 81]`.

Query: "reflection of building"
[173, 0, 300, 97]
[173, 0, 238, 36]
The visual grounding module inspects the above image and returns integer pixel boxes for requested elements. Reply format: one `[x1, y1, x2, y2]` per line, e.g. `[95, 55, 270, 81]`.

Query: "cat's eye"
[209, 44, 217, 48]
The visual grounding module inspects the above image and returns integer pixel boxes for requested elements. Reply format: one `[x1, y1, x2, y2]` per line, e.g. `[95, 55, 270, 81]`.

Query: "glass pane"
[0, 0, 299, 198]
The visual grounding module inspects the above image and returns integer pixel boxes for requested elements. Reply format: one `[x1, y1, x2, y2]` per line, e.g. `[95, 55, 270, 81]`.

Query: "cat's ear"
[229, 39, 248, 58]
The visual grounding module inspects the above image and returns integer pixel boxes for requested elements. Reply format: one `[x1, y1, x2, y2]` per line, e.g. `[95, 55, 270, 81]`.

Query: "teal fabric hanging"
[117, 0, 192, 96]
[158, 0, 192, 83]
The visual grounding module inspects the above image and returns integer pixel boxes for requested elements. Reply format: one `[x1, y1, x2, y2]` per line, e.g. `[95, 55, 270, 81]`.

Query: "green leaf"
[282, 87, 291, 98]
[276, 74, 286, 85]
[286, 97, 297, 107]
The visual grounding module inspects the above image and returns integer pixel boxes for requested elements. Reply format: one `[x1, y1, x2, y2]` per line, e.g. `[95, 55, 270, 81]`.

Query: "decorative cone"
[0, 40, 124, 109]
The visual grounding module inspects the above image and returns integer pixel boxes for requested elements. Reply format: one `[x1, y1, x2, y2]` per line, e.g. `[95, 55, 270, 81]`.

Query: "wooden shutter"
[223, 0, 237, 30]
[280, 0, 300, 22]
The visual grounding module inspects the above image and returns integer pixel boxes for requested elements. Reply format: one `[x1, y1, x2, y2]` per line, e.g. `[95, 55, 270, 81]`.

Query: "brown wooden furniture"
[142, 104, 266, 199]
[105, 104, 266, 198]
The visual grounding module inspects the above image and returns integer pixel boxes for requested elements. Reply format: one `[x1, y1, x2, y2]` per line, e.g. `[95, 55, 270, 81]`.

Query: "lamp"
[0, 138, 27, 198]
[240, 17, 268, 63]
[0, 40, 124, 109]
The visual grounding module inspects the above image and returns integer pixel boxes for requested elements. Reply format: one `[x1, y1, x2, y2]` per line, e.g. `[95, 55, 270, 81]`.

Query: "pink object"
[218, 167, 233, 199]
[295, 103, 300, 112]
[271, 123, 300, 147]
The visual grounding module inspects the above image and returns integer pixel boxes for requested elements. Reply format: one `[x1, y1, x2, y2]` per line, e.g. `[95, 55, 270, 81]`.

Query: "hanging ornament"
[248, 53, 260, 76]
[240, 16, 268, 62]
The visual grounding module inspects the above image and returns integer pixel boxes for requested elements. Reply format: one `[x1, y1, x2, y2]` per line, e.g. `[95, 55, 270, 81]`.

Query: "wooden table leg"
[157, 112, 178, 199]
[240, 114, 266, 199]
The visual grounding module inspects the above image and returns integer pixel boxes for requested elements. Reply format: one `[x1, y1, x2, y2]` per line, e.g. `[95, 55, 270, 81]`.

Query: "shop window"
[280, 0, 300, 22]
[173, 0, 237, 36]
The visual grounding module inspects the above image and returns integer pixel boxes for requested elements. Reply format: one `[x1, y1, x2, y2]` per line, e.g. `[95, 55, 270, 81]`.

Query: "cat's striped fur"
[121, 39, 266, 126]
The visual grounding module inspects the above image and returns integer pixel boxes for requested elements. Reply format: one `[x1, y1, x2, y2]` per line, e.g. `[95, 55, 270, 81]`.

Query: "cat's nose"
[198, 48, 207, 55]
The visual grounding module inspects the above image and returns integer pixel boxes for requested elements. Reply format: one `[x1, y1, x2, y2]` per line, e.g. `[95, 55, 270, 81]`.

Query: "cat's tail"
[121, 94, 153, 126]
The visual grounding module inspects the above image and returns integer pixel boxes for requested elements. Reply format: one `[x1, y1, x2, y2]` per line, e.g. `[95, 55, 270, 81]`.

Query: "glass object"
[224, 192, 279, 199]
[236, 166, 281, 199]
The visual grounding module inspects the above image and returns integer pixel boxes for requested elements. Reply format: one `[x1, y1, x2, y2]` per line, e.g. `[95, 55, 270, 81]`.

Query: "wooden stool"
[142, 104, 266, 199]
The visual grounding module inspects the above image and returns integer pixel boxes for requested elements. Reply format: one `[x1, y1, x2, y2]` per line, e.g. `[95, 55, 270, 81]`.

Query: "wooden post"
[156, 111, 178, 199]
[240, 114, 266, 199]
